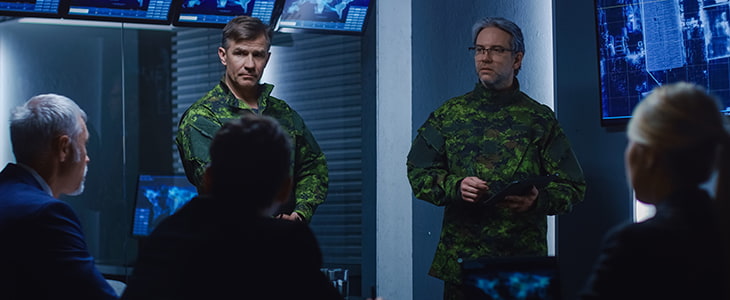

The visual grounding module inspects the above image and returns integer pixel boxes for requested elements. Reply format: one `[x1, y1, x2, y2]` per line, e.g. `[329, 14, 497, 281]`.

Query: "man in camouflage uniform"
[407, 17, 586, 300]
[176, 16, 328, 223]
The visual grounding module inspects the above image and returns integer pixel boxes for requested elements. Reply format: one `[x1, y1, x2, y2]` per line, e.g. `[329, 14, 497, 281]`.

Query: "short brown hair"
[221, 16, 272, 49]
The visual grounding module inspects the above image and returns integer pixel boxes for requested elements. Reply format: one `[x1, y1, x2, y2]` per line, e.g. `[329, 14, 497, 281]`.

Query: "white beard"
[67, 165, 88, 196]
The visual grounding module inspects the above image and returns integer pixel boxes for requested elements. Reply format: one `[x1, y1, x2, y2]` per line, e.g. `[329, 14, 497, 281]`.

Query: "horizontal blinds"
[171, 29, 363, 267]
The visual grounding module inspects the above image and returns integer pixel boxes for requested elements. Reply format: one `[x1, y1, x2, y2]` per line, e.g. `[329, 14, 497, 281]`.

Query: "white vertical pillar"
[376, 0, 413, 299]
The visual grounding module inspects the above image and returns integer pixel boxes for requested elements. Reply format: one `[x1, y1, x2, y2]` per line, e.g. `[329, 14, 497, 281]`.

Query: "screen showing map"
[65, 0, 174, 24]
[276, 0, 371, 34]
[174, 0, 276, 27]
[595, 0, 730, 126]
[131, 174, 197, 237]
[0, 0, 62, 17]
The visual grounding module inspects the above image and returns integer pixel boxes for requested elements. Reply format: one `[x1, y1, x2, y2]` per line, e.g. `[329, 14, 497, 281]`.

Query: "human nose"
[243, 54, 256, 68]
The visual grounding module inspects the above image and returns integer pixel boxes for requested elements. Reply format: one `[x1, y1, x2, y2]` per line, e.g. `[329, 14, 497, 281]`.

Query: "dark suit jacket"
[580, 188, 728, 300]
[122, 195, 343, 300]
[0, 163, 117, 299]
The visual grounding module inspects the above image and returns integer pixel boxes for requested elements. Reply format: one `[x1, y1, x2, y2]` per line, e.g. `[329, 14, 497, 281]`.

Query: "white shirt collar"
[17, 163, 54, 197]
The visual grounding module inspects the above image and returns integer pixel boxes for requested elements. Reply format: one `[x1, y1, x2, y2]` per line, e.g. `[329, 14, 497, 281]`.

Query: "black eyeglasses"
[468, 46, 515, 56]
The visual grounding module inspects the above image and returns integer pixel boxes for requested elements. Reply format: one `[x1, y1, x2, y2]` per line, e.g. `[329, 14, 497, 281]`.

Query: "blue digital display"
[174, 0, 276, 27]
[276, 0, 371, 34]
[595, 0, 730, 126]
[65, 0, 174, 24]
[132, 174, 197, 237]
[0, 0, 61, 16]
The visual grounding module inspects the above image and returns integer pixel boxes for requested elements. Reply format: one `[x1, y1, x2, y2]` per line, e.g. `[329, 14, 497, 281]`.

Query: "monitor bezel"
[273, 0, 372, 36]
[170, 0, 281, 28]
[0, 0, 66, 19]
[62, 0, 175, 25]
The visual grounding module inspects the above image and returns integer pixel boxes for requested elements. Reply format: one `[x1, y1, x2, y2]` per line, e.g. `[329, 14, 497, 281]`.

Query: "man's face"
[474, 26, 523, 90]
[218, 34, 270, 94]
[65, 116, 90, 196]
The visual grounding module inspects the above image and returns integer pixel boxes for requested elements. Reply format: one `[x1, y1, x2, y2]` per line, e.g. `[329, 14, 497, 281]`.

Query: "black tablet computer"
[478, 175, 556, 206]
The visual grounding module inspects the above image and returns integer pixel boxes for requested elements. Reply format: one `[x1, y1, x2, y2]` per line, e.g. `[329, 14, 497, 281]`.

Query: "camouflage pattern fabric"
[407, 80, 586, 284]
[176, 80, 329, 222]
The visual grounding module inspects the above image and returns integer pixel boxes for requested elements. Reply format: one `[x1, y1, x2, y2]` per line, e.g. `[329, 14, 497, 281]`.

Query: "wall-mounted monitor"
[64, 0, 174, 24]
[595, 0, 730, 126]
[172, 0, 277, 28]
[275, 0, 371, 34]
[0, 0, 63, 18]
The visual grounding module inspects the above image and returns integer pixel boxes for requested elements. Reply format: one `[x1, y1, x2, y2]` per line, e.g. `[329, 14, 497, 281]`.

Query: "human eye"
[490, 46, 506, 54]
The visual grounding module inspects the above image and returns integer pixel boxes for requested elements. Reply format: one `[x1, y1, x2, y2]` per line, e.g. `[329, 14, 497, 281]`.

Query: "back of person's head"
[472, 17, 524, 75]
[10, 94, 87, 165]
[627, 82, 730, 187]
[221, 15, 272, 50]
[208, 114, 291, 212]
[628, 81, 730, 297]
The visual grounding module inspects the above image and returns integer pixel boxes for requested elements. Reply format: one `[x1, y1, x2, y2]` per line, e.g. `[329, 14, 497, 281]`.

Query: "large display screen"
[595, 0, 730, 126]
[0, 0, 62, 17]
[64, 0, 174, 24]
[173, 0, 277, 27]
[275, 0, 371, 34]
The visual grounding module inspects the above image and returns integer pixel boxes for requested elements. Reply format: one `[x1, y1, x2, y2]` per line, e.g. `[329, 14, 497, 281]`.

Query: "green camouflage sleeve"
[291, 123, 329, 222]
[175, 106, 220, 188]
[534, 120, 586, 215]
[406, 114, 463, 206]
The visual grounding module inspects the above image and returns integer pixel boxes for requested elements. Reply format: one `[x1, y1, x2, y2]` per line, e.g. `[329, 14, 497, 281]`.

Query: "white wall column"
[376, 0, 413, 299]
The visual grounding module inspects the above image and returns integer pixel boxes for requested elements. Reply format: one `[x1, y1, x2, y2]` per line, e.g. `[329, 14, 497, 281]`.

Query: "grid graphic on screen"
[596, 0, 730, 123]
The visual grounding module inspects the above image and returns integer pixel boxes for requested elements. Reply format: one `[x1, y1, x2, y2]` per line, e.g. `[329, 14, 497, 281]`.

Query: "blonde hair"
[628, 82, 730, 282]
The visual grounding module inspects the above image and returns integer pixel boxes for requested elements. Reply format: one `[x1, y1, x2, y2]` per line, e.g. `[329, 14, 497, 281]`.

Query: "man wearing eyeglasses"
[406, 17, 586, 300]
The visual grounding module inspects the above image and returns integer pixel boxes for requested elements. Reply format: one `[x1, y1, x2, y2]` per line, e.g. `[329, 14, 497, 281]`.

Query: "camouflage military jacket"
[406, 81, 586, 283]
[175, 80, 328, 222]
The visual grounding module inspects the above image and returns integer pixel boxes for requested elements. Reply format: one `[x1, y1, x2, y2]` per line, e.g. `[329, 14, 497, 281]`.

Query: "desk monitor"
[275, 0, 371, 34]
[64, 0, 174, 24]
[131, 174, 197, 237]
[461, 256, 561, 300]
[172, 0, 277, 28]
[0, 0, 63, 18]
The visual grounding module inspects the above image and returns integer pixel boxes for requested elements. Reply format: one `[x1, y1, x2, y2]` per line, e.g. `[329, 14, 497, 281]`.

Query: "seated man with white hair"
[0, 94, 118, 299]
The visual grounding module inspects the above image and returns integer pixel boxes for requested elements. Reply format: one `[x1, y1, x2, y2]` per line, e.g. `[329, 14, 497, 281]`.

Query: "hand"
[276, 212, 303, 222]
[498, 186, 538, 212]
[460, 176, 489, 203]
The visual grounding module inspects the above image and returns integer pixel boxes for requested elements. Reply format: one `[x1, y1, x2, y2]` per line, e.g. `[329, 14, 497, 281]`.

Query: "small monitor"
[275, 0, 371, 34]
[0, 0, 63, 18]
[131, 174, 197, 237]
[460, 256, 561, 300]
[64, 0, 174, 24]
[172, 0, 277, 28]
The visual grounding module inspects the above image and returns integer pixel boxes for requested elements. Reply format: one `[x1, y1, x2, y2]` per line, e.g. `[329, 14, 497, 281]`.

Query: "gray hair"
[472, 17, 525, 75]
[10, 94, 87, 164]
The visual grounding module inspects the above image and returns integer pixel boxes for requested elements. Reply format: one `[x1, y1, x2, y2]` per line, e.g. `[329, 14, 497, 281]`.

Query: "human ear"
[274, 176, 293, 205]
[55, 135, 73, 163]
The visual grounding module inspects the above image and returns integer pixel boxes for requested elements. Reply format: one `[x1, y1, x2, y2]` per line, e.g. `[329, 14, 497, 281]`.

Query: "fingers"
[500, 186, 539, 212]
[460, 176, 489, 202]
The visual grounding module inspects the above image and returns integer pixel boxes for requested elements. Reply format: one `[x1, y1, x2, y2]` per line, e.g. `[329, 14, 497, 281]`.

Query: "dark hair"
[208, 114, 291, 211]
[221, 16, 272, 50]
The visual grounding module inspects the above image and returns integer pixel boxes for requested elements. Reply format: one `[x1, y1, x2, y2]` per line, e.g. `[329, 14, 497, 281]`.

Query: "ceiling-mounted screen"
[595, 0, 730, 126]
[173, 0, 277, 27]
[275, 0, 371, 34]
[0, 0, 63, 17]
[64, 0, 174, 24]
